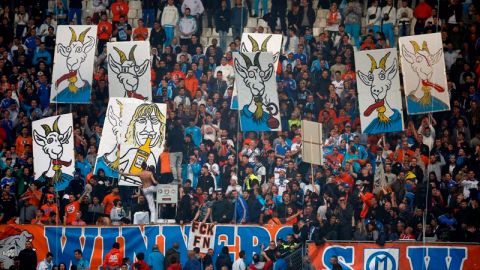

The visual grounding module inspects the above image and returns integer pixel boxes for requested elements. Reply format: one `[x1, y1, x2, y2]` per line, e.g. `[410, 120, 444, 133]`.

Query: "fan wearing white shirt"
[232, 250, 247, 270]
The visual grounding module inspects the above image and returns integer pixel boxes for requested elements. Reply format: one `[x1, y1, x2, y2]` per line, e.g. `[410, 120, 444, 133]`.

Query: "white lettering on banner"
[187, 222, 216, 253]
[322, 246, 355, 270]
[364, 249, 399, 270]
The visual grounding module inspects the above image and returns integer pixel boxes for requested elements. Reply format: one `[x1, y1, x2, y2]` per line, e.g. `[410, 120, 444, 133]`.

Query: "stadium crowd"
[0, 0, 479, 268]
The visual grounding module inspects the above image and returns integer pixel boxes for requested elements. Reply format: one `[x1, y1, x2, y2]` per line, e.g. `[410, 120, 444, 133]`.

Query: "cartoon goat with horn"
[241, 35, 280, 64]
[402, 40, 449, 112]
[108, 44, 150, 100]
[235, 52, 279, 130]
[53, 27, 95, 103]
[357, 52, 402, 133]
[33, 117, 73, 186]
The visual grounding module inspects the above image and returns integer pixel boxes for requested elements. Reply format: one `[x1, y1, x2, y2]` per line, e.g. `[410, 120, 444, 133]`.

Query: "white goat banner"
[355, 48, 404, 134]
[231, 33, 283, 109]
[107, 41, 152, 101]
[118, 102, 167, 186]
[94, 98, 143, 179]
[234, 52, 281, 132]
[51, 25, 97, 104]
[32, 114, 74, 191]
[399, 33, 450, 114]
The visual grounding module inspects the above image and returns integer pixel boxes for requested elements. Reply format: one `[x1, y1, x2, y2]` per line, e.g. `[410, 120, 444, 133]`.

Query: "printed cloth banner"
[399, 33, 450, 114]
[231, 33, 283, 109]
[32, 114, 74, 191]
[107, 41, 152, 100]
[94, 98, 143, 178]
[309, 241, 480, 270]
[119, 102, 167, 186]
[0, 224, 292, 269]
[51, 25, 97, 104]
[234, 52, 281, 131]
[187, 222, 216, 253]
[355, 48, 404, 134]
[1, 225, 479, 270]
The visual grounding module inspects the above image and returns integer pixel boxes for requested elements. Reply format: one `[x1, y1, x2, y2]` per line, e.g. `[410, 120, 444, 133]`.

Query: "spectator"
[103, 242, 123, 270]
[366, 0, 382, 35]
[343, 0, 362, 47]
[97, 12, 112, 55]
[232, 250, 246, 270]
[142, 0, 157, 28]
[215, 1, 231, 52]
[381, 0, 396, 47]
[113, 15, 132, 42]
[397, 0, 413, 37]
[111, 0, 129, 24]
[147, 245, 165, 270]
[18, 241, 37, 270]
[74, 249, 89, 270]
[68, 0, 83, 25]
[231, 0, 249, 39]
[179, 8, 197, 46]
[161, 0, 179, 47]
[36, 251, 53, 270]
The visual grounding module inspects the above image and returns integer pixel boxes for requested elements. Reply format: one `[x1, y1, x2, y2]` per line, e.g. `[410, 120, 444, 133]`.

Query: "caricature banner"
[355, 48, 404, 134]
[119, 102, 167, 186]
[399, 33, 450, 114]
[94, 98, 143, 178]
[234, 52, 281, 132]
[51, 25, 97, 104]
[32, 114, 74, 191]
[107, 41, 152, 101]
[231, 33, 283, 109]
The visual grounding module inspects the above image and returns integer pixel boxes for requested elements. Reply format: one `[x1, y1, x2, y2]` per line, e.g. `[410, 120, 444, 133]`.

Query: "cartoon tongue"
[364, 100, 385, 117]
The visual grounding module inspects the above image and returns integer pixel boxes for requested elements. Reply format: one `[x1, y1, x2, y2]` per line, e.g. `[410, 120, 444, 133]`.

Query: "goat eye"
[47, 138, 53, 144]
[416, 56, 422, 63]
[368, 74, 373, 81]
[379, 73, 385, 80]
[248, 71, 254, 77]
[259, 71, 265, 77]
[66, 47, 71, 52]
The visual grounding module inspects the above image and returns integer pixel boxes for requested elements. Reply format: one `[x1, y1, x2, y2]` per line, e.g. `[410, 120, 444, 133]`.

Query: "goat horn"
[239, 52, 253, 67]
[68, 27, 77, 46]
[78, 27, 91, 43]
[41, 124, 52, 135]
[53, 117, 61, 133]
[261, 35, 272, 52]
[253, 52, 261, 67]
[421, 41, 429, 53]
[248, 35, 259, 52]
[129, 44, 137, 64]
[379, 52, 391, 70]
[366, 54, 377, 72]
[113, 47, 127, 64]
[410, 40, 421, 54]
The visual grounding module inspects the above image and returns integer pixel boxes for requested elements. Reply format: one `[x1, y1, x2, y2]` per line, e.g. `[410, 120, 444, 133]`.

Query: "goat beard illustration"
[253, 95, 264, 121]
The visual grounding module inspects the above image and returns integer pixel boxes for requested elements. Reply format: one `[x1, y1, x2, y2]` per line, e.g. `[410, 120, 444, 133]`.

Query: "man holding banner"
[120, 161, 158, 223]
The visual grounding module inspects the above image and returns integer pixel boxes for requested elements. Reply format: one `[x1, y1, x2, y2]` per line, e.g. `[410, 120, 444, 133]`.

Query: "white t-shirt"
[233, 258, 246, 270]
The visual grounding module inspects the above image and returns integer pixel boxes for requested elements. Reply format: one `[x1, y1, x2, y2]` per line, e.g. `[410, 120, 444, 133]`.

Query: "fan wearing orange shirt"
[133, 19, 149, 41]
[19, 183, 42, 208]
[97, 12, 113, 54]
[184, 69, 199, 98]
[103, 187, 121, 216]
[15, 127, 32, 156]
[64, 191, 87, 225]
[41, 194, 59, 224]
[111, 0, 129, 23]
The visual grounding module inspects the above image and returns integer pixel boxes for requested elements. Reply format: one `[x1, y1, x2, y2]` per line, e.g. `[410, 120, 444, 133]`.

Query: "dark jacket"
[18, 248, 37, 270]
[230, 6, 248, 28]
[298, 5, 315, 27]
[216, 251, 233, 270]
[215, 7, 231, 32]
[246, 196, 263, 223]
[198, 174, 215, 194]
[167, 125, 184, 152]
[150, 27, 167, 49]
[211, 198, 233, 223]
